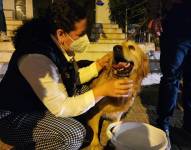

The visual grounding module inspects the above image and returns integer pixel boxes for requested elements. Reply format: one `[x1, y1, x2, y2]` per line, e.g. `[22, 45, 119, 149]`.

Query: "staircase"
[6, 20, 23, 38]
[98, 23, 126, 44]
[0, 20, 22, 81]
[0, 19, 116, 80]
[75, 22, 127, 61]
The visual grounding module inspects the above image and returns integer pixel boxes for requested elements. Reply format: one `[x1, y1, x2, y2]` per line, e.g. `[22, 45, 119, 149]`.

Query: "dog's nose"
[113, 45, 123, 51]
[113, 45, 126, 63]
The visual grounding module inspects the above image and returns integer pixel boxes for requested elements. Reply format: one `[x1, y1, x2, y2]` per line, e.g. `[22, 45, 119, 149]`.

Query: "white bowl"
[107, 121, 168, 150]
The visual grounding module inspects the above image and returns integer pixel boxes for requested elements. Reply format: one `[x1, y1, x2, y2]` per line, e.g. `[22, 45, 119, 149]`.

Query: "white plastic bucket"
[107, 121, 168, 150]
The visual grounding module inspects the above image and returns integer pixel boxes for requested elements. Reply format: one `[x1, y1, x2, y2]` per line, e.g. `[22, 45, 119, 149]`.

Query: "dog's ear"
[105, 52, 114, 76]
[141, 52, 149, 77]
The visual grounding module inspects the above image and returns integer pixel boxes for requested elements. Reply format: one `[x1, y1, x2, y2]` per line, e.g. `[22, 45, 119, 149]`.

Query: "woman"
[0, 0, 133, 149]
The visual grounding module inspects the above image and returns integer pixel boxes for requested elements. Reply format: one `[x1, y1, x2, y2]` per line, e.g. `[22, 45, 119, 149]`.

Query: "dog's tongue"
[112, 62, 130, 70]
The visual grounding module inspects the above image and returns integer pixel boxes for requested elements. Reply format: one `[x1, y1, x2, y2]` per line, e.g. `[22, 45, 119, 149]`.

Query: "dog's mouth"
[112, 45, 134, 77]
[112, 61, 134, 77]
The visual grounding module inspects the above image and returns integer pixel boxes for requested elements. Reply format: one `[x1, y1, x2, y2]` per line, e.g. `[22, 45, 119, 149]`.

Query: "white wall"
[96, 0, 110, 24]
[3, 0, 33, 19]
[3, 0, 15, 19]
[26, 0, 33, 19]
[3, 0, 14, 10]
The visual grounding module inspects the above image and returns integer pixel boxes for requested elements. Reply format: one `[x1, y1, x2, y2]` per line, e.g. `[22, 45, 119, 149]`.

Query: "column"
[26, 0, 33, 19]
[3, 0, 15, 19]
[95, 0, 110, 23]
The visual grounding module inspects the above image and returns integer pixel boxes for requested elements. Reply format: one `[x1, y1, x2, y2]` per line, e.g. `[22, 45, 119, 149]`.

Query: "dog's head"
[112, 40, 149, 79]
[89, 41, 149, 123]
[91, 40, 149, 89]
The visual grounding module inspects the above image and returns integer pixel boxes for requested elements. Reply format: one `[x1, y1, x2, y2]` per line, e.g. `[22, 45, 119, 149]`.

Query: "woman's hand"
[96, 52, 112, 72]
[93, 78, 134, 102]
[148, 18, 163, 36]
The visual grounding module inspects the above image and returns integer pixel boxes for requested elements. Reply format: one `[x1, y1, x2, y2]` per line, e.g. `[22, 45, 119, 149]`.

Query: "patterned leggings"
[0, 111, 86, 150]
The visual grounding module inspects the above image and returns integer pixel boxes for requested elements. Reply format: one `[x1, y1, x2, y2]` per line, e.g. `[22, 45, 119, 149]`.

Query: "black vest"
[0, 37, 78, 113]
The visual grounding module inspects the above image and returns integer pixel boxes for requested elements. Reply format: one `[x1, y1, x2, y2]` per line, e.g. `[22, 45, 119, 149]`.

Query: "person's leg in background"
[182, 40, 191, 134]
[157, 3, 191, 133]
[0, 0, 9, 41]
[0, 111, 86, 150]
[157, 37, 189, 132]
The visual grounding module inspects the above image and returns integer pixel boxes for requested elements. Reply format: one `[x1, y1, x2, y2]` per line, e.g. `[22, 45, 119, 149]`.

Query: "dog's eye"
[128, 45, 135, 50]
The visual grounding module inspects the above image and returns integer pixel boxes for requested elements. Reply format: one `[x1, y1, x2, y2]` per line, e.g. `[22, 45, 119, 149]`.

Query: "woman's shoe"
[165, 129, 171, 150]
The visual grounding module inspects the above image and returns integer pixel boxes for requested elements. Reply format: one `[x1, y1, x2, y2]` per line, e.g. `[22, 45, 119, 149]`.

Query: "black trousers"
[157, 3, 191, 131]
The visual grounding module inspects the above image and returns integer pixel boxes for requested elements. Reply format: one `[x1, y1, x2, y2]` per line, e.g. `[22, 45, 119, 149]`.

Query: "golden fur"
[87, 41, 149, 149]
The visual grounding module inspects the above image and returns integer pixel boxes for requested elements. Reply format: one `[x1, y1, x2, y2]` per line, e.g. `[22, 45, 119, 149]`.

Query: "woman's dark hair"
[13, 0, 87, 50]
[46, 0, 87, 33]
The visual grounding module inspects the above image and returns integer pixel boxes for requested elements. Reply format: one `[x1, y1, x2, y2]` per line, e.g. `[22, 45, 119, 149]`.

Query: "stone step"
[7, 30, 14, 37]
[0, 52, 13, 63]
[4, 11, 14, 20]
[98, 39, 125, 44]
[102, 24, 119, 29]
[0, 63, 8, 76]
[86, 43, 115, 52]
[103, 28, 123, 34]
[6, 20, 23, 26]
[0, 42, 114, 63]
[0, 42, 15, 52]
[0, 42, 115, 62]
[100, 33, 126, 39]
[75, 43, 114, 61]
[7, 25, 21, 31]
[5, 20, 23, 37]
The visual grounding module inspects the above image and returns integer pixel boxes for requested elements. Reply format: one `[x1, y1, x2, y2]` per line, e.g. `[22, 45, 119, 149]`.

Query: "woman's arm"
[19, 54, 133, 117]
[79, 52, 112, 83]
[18, 54, 98, 117]
[78, 62, 98, 84]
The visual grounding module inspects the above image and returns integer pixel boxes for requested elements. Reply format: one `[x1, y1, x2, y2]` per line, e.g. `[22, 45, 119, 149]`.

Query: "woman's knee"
[56, 118, 86, 149]
[35, 112, 87, 149]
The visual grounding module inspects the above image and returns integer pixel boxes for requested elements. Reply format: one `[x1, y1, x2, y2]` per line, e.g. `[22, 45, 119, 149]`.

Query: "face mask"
[68, 34, 90, 52]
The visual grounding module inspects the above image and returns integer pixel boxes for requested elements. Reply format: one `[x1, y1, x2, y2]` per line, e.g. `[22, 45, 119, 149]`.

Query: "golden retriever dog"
[87, 40, 149, 149]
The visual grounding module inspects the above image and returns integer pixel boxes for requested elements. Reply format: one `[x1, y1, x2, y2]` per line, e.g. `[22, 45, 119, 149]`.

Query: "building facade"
[3, 0, 33, 19]
[3, 0, 108, 23]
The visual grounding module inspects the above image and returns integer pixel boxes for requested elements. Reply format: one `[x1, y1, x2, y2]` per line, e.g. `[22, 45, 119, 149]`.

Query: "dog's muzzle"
[112, 45, 134, 77]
